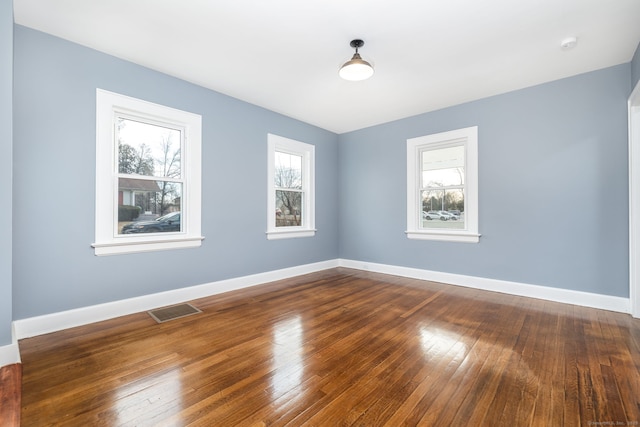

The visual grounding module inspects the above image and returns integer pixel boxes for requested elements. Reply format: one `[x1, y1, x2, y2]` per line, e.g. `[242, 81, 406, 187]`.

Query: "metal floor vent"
[148, 303, 202, 323]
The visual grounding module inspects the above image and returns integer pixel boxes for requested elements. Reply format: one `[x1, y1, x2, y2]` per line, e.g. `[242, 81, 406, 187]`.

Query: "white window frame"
[92, 89, 203, 255]
[406, 126, 480, 243]
[267, 133, 315, 240]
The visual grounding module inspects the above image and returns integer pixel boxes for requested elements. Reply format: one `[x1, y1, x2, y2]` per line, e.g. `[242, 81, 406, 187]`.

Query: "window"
[267, 134, 315, 240]
[406, 126, 479, 243]
[93, 89, 203, 255]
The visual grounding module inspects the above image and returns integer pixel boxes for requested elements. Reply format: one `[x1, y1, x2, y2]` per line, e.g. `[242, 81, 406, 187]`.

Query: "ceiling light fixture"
[339, 39, 374, 81]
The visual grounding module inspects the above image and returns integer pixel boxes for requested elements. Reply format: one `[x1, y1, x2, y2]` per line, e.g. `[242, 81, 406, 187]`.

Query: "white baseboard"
[0, 322, 21, 368]
[12, 257, 630, 343]
[0, 343, 20, 367]
[13, 259, 339, 340]
[339, 259, 630, 313]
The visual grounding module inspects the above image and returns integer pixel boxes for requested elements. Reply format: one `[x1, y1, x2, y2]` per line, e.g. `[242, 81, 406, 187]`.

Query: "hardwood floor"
[0, 363, 21, 426]
[19, 268, 640, 426]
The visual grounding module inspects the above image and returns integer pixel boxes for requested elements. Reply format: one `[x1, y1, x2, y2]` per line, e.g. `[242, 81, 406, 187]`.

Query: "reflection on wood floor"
[19, 268, 640, 426]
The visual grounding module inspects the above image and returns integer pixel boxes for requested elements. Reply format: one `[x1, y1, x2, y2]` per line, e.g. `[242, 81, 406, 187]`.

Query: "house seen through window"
[116, 118, 183, 235]
[93, 89, 202, 255]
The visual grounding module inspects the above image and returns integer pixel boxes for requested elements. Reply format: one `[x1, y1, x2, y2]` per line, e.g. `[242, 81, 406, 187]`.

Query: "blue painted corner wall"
[338, 64, 631, 297]
[12, 26, 339, 319]
[0, 0, 13, 346]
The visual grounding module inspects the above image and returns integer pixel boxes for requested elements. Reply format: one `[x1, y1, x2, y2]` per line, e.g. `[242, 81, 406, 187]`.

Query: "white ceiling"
[13, 0, 640, 134]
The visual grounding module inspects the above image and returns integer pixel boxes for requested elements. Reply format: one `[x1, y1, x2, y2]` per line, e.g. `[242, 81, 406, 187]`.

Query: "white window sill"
[405, 230, 480, 243]
[266, 229, 316, 240]
[92, 236, 204, 256]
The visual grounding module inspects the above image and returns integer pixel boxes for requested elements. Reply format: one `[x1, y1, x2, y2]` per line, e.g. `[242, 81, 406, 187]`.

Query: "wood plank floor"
[19, 268, 640, 426]
[0, 363, 21, 426]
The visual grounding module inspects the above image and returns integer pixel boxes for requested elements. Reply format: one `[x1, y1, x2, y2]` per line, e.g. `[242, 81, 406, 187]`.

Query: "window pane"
[422, 168, 465, 188]
[275, 151, 302, 189]
[420, 189, 465, 230]
[117, 118, 182, 179]
[276, 190, 302, 227]
[421, 145, 464, 187]
[118, 179, 182, 234]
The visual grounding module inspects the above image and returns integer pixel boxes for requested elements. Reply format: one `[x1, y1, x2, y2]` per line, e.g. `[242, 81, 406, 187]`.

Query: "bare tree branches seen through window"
[266, 133, 315, 240]
[116, 118, 183, 234]
[420, 145, 465, 230]
[94, 89, 203, 255]
[275, 151, 303, 227]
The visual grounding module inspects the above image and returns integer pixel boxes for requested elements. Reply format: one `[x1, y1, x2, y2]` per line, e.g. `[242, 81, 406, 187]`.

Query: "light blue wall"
[0, 0, 13, 346]
[12, 26, 339, 319]
[339, 64, 631, 297]
[632, 42, 640, 90]
[10, 24, 636, 322]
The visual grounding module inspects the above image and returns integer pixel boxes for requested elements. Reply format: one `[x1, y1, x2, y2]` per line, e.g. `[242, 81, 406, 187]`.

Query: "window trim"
[267, 133, 316, 240]
[406, 126, 480, 243]
[92, 89, 203, 255]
